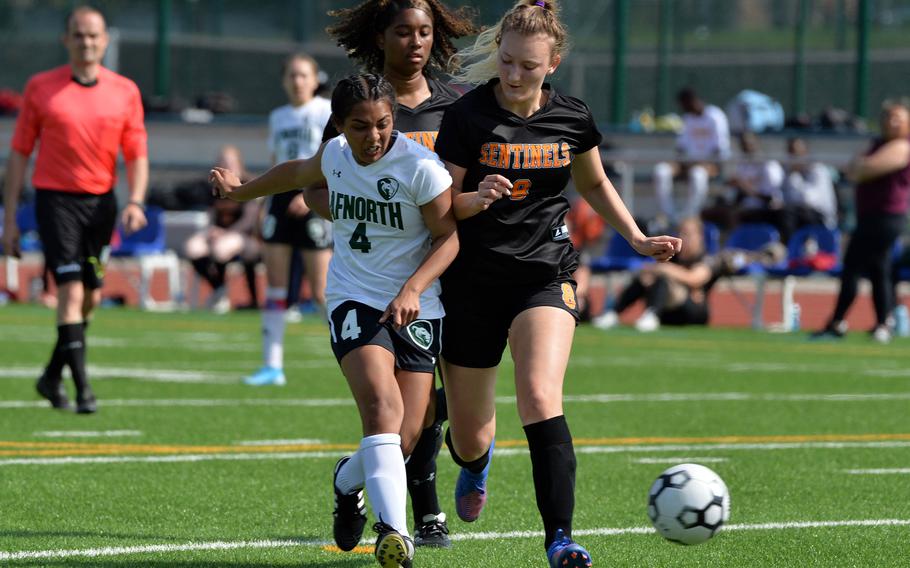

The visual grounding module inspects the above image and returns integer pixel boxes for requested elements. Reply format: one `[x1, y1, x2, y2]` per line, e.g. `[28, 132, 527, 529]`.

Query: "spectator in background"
[782, 137, 838, 230]
[184, 145, 260, 313]
[811, 100, 910, 344]
[702, 132, 784, 234]
[654, 87, 731, 227]
[1, 6, 148, 413]
[593, 217, 716, 332]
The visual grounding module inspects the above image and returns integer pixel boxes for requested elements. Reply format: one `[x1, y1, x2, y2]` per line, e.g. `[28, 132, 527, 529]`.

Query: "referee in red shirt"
[1, 6, 149, 414]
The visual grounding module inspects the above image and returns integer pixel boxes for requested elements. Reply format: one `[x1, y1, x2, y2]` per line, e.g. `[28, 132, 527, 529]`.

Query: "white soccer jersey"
[268, 97, 332, 162]
[322, 133, 453, 319]
[677, 104, 731, 161]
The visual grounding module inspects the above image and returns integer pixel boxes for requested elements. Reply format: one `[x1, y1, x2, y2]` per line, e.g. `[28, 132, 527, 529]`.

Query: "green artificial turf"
[1, 304, 909, 567]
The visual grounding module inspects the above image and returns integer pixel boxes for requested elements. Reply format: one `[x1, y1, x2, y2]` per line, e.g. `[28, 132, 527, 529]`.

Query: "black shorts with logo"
[329, 300, 442, 373]
[35, 189, 117, 289]
[261, 191, 332, 250]
[441, 276, 579, 368]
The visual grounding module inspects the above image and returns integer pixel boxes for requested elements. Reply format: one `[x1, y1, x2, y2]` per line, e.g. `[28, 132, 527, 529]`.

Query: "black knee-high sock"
[58, 323, 89, 396]
[445, 428, 491, 474]
[524, 415, 576, 549]
[44, 330, 67, 380]
[407, 422, 443, 521]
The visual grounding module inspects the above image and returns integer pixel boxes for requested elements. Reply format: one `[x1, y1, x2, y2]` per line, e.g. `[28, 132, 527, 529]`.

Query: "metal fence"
[0, 0, 909, 125]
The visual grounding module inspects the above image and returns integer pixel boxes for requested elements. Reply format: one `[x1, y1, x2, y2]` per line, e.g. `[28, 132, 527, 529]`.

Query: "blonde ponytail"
[452, 0, 568, 85]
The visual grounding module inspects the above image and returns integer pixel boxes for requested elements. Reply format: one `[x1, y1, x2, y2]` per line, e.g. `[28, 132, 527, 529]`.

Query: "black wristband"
[127, 200, 145, 211]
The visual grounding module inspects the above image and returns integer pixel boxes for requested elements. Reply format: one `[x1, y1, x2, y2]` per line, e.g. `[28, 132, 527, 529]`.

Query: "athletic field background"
[1, 304, 908, 566]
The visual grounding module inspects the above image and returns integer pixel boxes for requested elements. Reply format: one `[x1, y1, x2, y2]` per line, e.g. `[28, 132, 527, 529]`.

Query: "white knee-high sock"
[262, 286, 286, 369]
[654, 162, 675, 218]
[336, 451, 364, 495]
[360, 433, 409, 536]
[686, 165, 709, 218]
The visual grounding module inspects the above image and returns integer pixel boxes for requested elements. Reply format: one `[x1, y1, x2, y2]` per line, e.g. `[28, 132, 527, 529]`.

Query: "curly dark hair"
[327, 0, 477, 76]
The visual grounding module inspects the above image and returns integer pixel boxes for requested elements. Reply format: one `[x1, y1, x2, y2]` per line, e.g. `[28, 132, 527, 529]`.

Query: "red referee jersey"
[11, 65, 147, 195]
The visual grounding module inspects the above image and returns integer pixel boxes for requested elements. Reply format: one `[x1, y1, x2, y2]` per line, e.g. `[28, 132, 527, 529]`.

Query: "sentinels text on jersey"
[434, 79, 603, 285]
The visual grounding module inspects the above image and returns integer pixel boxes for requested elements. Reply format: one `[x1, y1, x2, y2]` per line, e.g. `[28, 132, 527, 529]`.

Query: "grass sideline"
[1, 304, 909, 567]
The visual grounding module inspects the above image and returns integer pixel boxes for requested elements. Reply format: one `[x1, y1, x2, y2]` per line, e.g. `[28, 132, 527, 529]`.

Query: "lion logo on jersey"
[377, 177, 400, 201]
[406, 320, 434, 350]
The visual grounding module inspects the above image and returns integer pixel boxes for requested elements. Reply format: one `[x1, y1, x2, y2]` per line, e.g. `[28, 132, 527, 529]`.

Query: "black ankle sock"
[58, 323, 89, 396]
[406, 423, 443, 521]
[445, 428, 491, 474]
[524, 415, 576, 549]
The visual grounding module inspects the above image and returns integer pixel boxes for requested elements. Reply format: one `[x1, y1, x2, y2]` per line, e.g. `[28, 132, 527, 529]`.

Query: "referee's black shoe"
[75, 386, 97, 414]
[36, 372, 71, 410]
[332, 457, 367, 551]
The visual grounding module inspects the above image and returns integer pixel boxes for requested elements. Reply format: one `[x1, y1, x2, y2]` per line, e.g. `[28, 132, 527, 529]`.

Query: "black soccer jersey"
[434, 79, 603, 285]
[322, 77, 460, 152]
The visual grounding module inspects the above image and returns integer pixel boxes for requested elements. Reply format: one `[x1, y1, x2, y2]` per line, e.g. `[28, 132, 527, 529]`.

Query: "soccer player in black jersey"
[433, 2, 681, 566]
[322, 0, 477, 548]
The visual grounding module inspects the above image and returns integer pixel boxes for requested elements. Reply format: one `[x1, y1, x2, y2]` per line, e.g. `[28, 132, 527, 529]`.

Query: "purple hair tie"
[535, 0, 546, 6]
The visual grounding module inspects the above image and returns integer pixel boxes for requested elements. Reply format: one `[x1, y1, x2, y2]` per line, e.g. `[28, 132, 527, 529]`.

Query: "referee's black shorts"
[441, 276, 580, 368]
[35, 188, 117, 289]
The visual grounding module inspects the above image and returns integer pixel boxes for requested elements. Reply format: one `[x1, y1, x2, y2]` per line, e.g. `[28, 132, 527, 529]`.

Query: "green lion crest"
[406, 320, 433, 350]
[377, 177, 400, 201]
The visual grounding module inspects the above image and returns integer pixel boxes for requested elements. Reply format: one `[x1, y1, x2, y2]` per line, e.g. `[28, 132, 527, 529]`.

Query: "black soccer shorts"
[329, 300, 442, 373]
[35, 189, 117, 289]
[441, 276, 579, 368]
[261, 191, 332, 250]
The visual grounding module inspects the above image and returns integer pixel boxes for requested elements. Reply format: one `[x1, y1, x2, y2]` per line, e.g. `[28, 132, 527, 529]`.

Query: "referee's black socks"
[57, 322, 89, 396]
[524, 414, 577, 549]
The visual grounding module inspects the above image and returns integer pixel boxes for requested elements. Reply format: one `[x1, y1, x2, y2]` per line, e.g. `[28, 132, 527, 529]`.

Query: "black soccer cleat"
[75, 387, 97, 414]
[36, 372, 71, 410]
[414, 512, 450, 548]
[373, 521, 414, 568]
[332, 457, 367, 551]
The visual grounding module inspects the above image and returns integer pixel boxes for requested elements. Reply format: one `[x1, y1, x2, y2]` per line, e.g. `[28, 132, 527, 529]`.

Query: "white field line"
[234, 439, 325, 446]
[1, 519, 909, 561]
[33, 430, 142, 438]
[4, 391, 910, 409]
[3, 440, 910, 467]
[845, 468, 910, 474]
[632, 457, 729, 464]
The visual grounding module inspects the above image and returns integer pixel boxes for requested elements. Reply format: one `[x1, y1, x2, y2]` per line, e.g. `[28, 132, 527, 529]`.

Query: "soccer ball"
[647, 463, 731, 545]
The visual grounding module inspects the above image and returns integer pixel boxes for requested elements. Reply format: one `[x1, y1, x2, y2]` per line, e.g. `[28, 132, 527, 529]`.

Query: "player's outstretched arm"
[571, 148, 681, 262]
[380, 189, 458, 328]
[211, 144, 327, 202]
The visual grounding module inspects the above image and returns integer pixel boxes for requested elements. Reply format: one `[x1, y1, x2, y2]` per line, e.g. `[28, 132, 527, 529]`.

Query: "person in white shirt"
[244, 53, 333, 387]
[654, 87, 731, 225]
[211, 73, 458, 568]
[782, 137, 838, 229]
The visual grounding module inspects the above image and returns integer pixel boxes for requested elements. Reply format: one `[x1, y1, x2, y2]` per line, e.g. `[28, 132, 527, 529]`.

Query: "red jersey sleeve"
[120, 82, 147, 161]
[10, 78, 41, 156]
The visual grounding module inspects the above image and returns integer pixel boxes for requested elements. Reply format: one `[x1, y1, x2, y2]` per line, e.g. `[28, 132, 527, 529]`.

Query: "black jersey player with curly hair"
[319, 0, 477, 549]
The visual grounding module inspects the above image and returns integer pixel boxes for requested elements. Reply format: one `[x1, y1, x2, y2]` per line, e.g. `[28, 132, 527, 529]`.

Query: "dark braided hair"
[327, 0, 477, 76]
[330, 73, 398, 124]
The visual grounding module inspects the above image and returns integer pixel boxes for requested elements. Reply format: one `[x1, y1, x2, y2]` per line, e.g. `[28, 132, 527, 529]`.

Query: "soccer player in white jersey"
[245, 53, 333, 386]
[653, 87, 731, 226]
[211, 73, 457, 568]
